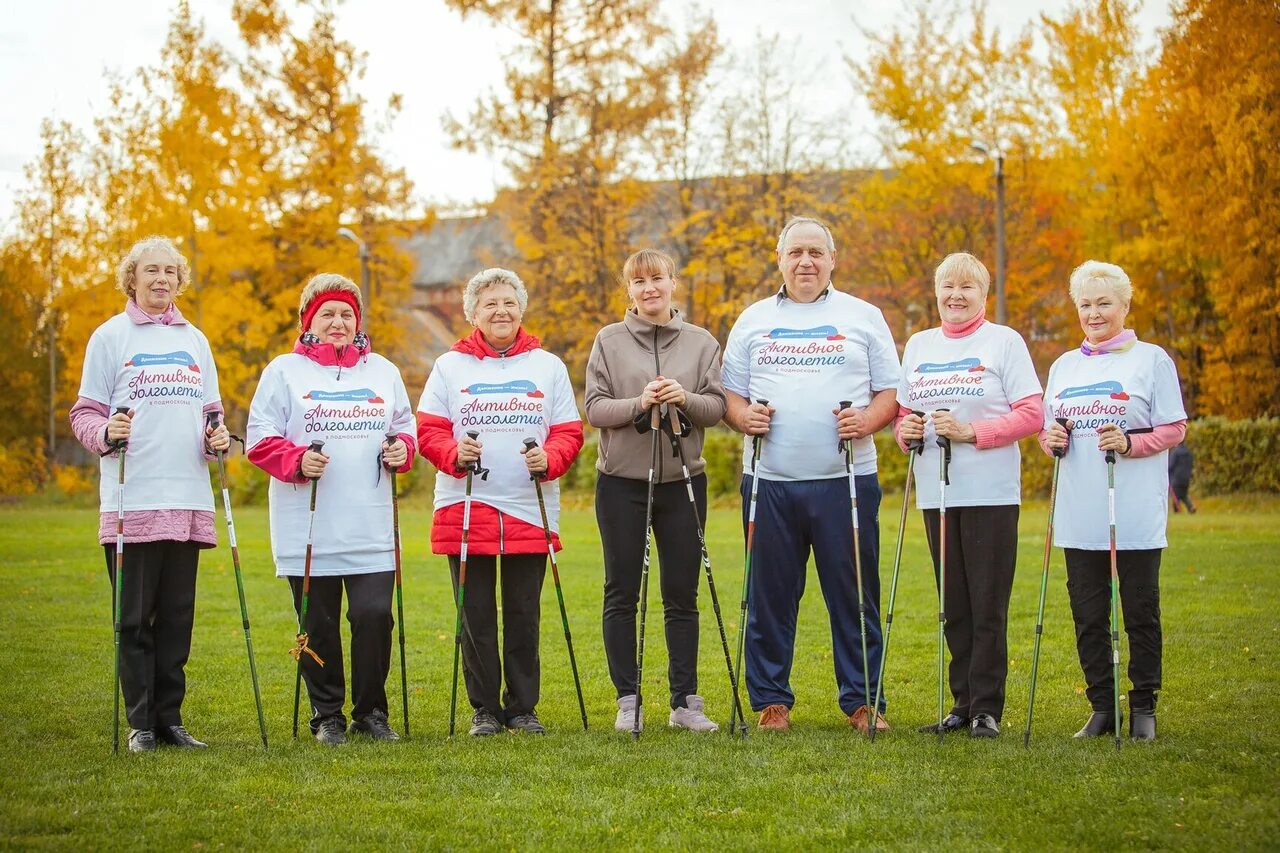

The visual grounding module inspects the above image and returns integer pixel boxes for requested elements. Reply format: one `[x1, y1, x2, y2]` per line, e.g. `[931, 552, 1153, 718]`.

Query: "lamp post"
[971, 142, 1007, 325]
[337, 226, 371, 309]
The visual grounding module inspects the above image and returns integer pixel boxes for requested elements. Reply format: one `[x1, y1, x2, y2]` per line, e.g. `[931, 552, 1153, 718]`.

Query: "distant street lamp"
[337, 226, 371, 309]
[971, 141, 1007, 325]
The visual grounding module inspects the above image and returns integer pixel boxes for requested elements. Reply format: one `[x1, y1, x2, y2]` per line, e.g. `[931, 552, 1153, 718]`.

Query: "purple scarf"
[1081, 328, 1136, 356]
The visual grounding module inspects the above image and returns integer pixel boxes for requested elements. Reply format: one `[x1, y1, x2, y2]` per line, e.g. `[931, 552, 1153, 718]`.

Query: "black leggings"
[596, 472, 706, 709]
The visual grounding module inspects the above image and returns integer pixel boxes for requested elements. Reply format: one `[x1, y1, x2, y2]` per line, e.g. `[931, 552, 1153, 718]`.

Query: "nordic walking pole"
[449, 430, 486, 737]
[207, 412, 268, 750]
[633, 404, 663, 741]
[1024, 417, 1070, 748]
[292, 439, 326, 739]
[870, 409, 925, 742]
[663, 407, 746, 734]
[729, 399, 768, 739]
[523, 438, 588, 731]
[1105, 445, 1123, 752]
[837, 401, 874, 737]
[935, 409, 953, 744]
[385, 431, 410, 738]
[109, 406, 128, 755]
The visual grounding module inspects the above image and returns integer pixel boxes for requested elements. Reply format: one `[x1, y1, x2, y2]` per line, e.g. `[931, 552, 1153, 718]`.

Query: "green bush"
[1184, 416, 1280, 494]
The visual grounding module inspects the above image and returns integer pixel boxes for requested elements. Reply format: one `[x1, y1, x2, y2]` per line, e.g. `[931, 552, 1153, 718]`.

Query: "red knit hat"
[300, 289, 362, 333]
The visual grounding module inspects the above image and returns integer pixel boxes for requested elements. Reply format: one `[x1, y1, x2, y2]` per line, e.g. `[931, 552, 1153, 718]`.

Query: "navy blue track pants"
[739, 473, 884, 715]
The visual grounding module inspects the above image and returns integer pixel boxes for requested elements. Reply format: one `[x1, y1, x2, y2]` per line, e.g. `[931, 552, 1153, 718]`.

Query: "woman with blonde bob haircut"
[70, 236, 231, 752]
[896, 251, 1044, 738]
[1040, 260, 1187, 742]
[585, 248, 728, 733]
[246, 272, 417, 746]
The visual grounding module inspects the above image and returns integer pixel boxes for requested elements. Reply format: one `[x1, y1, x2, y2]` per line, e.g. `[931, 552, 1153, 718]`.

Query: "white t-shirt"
[1043, 342, 1186, 550]
[898, 323, 1043, 508]
[78, 313, 220, 513]
[418, 348, 580, 532]
[722, 287, 901, 479]
[246, 351, 415, 576]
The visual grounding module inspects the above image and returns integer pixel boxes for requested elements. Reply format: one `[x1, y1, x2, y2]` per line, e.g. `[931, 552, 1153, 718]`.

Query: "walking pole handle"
[1052, 417, 1071, 459]
[109, 406, 131, 451]
[522, 437, 546, 481]
[305, 440, 325, 480]
[935, 408, 952, 483]
[1105, 448, 1117, 465]
[649, 404, 661, 431]
[907, 409, 926, 454]
[837, 400, 853, 453]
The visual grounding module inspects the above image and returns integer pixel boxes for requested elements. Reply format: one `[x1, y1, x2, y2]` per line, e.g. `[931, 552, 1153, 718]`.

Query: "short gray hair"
[463, 267, 529, 324]
[116, 236, 189, 298]
[776, 216, 836, 256]
[1069, 260, 1133, 305]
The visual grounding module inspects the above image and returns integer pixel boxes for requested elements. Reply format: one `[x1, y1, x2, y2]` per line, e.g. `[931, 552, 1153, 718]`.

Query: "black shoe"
[970, 713, 1000, 738]
[127, 728, 156, 753]
[1073, 710, 1122, 738]
[157, 725, 208, 748]
[917, 713, 969, 734]
[315, 717, 347, 746]
[506, 712, 546, 734]
[349, 710, 400, 741]
[469, 709, 503, 737]
[1130, 710, 1157, 741]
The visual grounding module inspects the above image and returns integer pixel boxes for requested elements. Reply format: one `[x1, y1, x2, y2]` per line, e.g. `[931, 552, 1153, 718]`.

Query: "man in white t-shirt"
[722, 216, 901, 733]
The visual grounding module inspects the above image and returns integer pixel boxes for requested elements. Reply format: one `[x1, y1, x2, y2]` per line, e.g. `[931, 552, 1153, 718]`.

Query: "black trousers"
[597, 472, 705, 709]
[448, 553, 546, 722]
[104, 541, 199, 730]
[922, 505, 1019, 721]
[1064, 548, 1163, 712]
[1170, 479, 1195, 512]
[288, 571, 395, 730]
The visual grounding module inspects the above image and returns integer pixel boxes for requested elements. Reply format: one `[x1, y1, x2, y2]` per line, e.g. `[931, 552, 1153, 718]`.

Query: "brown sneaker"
[757, 704, 791, 731]
[849, 706, 890, 734]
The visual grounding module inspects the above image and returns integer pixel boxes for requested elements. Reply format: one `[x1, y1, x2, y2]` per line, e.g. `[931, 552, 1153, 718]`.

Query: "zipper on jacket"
[653, 324, 665, 482]
[336, 344, 345, 381]
[498, 511, 505, 553]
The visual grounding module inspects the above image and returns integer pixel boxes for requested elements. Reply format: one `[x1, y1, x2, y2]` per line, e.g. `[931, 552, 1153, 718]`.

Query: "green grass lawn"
[1, 495, 1278, 849]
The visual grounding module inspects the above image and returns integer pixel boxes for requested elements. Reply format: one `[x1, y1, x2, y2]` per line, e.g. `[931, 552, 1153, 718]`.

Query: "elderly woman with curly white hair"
[70, 236, 231, 753]
[246, 273, 417, 746]
[417, 268, 584, 736]
[1041, 260, 1187, 742]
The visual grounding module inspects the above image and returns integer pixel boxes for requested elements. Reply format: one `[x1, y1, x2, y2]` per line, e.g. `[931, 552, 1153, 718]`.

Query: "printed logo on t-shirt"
[303, 388, 385, 403]
[755, 325, 848, 373]
[458, 378, 547, 431]
[302, 389, 387, 437]
[123, 351, 203, 405]
[1053, 381, 1130, 433]
[905, 357, 987, 407]
[460, 380, 545, 398]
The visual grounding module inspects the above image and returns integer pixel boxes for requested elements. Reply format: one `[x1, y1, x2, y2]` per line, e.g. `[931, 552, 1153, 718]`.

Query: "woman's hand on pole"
[653, 377, 687, 408]
[931, 410, 976, 444]
[520, 442, 548, 476]
[382, 437, 408, 469]
[1096, 422, 1128, 455]
[640, 378, 665, 410]
[106, 409, 134, 443]
[1043, 419, 1071, 453]
[205, 422, 231, 453]
[300, 448, 330, 479]
[455, 433, 483, 469]
[833, 403, 869, 440]
[898, 411, 926, 443]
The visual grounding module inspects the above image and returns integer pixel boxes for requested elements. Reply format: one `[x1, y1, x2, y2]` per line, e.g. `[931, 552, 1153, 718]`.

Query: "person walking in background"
[585, 248, 728, 733]
[1168, 442, 1195, 513]
[70, 236, 231, 753]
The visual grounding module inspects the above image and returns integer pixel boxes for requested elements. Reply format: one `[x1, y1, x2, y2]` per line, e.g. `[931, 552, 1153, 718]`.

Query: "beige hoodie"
[584, 308, 726, 482]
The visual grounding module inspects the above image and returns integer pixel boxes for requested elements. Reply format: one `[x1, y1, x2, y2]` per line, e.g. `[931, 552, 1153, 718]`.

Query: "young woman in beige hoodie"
[584, 249, 728, 733]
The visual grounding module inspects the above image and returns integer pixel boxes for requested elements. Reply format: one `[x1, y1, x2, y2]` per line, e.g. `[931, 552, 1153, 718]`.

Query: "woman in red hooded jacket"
[418, 267, 584, 736]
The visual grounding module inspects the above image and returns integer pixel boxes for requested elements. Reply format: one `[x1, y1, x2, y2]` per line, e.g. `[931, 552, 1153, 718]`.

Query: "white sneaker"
[615, 694, 643, 732]
[669, 695, 720, 732]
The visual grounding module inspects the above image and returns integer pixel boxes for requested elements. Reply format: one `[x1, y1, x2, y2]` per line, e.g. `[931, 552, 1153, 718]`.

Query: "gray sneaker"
[469, 709, 503, 737]
[615, 695, 643, 732]
[669, 695, 720, 732]
[506, 712, 546, 734]
[315, 717, 347, 746]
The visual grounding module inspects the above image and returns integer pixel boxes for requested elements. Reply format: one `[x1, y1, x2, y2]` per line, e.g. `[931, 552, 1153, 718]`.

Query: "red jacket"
[418, 327, 584, 555]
